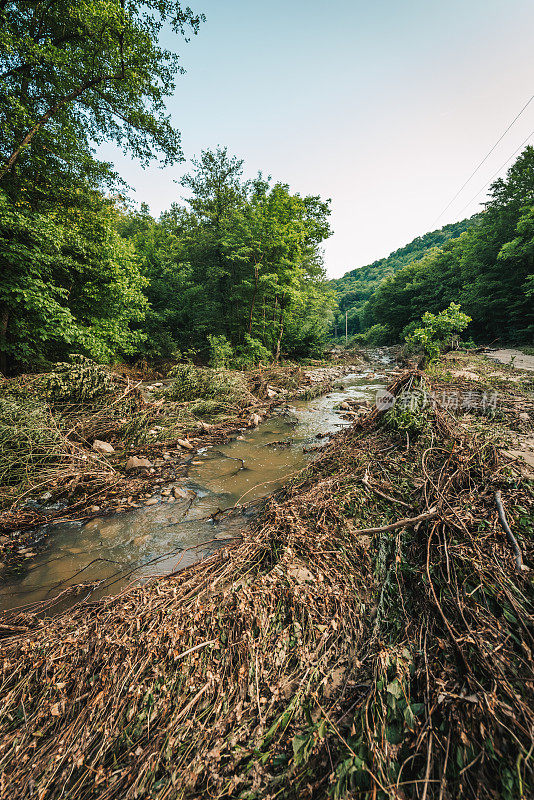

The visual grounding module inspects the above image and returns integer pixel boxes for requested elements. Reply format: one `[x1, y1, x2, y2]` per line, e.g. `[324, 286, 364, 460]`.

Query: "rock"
[132, 535, 150, 546]
[89, 505, 100, 513]
[153, 382, 163, 388]
[92, 440, 115, 454]
[249, 413, 262, 427]
[519, 412, 530, 422]
[125, 456, 152, 471]
[144, 497, 159, 506]
[161, 488, 172, 496]
[190, 460, 203, 466]
[177, 438, 194, 450]
[340, 401, 350, 410]
[266, 387, 277, 399]
[40, 491, 52, 501]
[173, 486, 194, 500]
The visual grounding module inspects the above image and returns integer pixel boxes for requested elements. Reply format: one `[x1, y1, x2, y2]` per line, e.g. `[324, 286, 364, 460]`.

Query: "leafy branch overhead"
[0, 0, 205, 180]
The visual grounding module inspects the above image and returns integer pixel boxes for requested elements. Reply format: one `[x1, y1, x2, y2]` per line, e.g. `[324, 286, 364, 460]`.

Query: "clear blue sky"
[99, 0, 534, 277]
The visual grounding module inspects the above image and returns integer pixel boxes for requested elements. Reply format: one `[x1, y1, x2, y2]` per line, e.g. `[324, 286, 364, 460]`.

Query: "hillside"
[330, 215, 481, 332]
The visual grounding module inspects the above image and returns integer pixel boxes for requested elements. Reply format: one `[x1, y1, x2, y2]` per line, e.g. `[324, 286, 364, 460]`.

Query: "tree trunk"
[275, 308, 284, 362]
[0, 306, 10, 375]
[247, 264, 259, 335]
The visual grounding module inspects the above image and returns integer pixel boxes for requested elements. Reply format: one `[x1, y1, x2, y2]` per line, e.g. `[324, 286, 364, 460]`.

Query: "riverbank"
[0, 354, 375, 573]
[0, 353, 532, 799]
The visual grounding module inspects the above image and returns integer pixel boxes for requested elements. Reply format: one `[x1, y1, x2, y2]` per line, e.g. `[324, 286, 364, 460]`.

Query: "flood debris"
[0, 369, 532, 799]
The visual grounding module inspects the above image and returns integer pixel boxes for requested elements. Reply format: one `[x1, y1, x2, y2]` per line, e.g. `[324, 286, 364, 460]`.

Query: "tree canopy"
[0, 0, 204, 191]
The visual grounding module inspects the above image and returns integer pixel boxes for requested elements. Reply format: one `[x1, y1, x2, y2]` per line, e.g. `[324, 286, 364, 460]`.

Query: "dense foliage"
[118, 147, 335, 364]
[0, 2, 333, 374]
[338, 148, 534, 344]
[405, 302, 472, 362]
[0, 0, 204, 188]
[330, 217, 478, 337]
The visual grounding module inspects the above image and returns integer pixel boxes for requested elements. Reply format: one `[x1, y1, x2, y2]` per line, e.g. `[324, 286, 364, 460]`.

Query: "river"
[0, 361, 393, 613]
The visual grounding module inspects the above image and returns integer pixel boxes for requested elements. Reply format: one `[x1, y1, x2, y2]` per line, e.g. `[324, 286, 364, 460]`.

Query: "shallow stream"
[0, 361, 393, 613]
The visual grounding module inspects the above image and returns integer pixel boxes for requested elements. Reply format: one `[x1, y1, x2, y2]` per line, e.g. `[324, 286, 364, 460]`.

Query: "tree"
[0, 1, 204, 185]
[360, 147, 534, 343]
[118, 148, 334, 362]
[0, 189, 147, 372]
[406, 303, 471, 362]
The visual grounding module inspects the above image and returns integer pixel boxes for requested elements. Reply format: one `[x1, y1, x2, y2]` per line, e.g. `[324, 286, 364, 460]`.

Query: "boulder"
[125, 456, 152, 471]
[93, 439, 115, 454]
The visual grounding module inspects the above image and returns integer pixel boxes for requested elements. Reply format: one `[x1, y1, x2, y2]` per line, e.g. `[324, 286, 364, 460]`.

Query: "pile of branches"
[0, 372, 532, 799]
[0, 359, 144, 514]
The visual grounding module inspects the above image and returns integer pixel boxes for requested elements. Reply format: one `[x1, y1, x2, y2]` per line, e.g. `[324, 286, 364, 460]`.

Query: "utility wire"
[456, 128, 534, 218]
[432, 93, 534, 227]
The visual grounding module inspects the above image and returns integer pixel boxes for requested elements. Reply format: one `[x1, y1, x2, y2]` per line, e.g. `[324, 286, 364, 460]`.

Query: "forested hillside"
[330, 217, 479, 335]
[366, 146, 534, 342]
[331, 146, 534, 344]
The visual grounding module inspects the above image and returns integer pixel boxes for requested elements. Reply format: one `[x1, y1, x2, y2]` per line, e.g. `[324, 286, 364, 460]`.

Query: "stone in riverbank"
[125, 456, 152, 471]
[92, 440, 115, 454]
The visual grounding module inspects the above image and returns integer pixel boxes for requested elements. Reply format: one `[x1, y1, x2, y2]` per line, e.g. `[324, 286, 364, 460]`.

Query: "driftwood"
[494, 490, 524, 571]
[349, 508, 438, 536]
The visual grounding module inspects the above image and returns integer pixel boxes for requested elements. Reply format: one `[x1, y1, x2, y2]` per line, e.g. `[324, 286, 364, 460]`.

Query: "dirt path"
[486, 348, 534, 371]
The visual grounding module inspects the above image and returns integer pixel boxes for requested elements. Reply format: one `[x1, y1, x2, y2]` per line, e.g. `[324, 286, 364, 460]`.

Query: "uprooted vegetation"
[1, 371, 532, 799]
[166, 364, 258, 412]
[0, 357, 337, 533]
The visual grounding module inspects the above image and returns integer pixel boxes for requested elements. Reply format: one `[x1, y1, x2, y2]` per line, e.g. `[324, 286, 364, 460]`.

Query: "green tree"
[0, 189, 147, 372]
[406, 303, 471, 362]
[0, 1, 204, 186]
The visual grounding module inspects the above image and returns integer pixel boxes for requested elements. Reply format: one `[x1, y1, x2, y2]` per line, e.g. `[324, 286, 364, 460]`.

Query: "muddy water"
[0, 365, 392, 613]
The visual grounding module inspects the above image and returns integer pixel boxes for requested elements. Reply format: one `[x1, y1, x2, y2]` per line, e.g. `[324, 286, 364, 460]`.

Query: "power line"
[456, 128, 534, 218]
[432, 93, 534, 227]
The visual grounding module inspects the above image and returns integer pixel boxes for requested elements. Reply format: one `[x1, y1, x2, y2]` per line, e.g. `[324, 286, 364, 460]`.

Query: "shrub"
[405, 303, 471, 362]
[354, 324, 391, 346]
[207, 335, 234, 369]
[234, 335, 272, 368]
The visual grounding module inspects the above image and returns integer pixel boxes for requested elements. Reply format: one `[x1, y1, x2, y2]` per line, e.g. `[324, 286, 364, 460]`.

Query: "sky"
[98, 0, 534, 278]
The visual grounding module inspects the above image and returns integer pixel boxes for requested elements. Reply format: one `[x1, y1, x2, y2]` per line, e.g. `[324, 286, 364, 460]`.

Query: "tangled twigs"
[0, 369, 532, 800]
[349, 507, 438, 536]
[494, 489, 524, 572]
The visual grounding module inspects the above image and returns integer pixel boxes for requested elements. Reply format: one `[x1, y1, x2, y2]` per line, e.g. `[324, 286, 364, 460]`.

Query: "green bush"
[405, 303, 471, 362]
[207, 335, 234, 369]
[234, 335, 272, 368]
[355, 324, 391, 346]
[43, 355, 115, 402]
